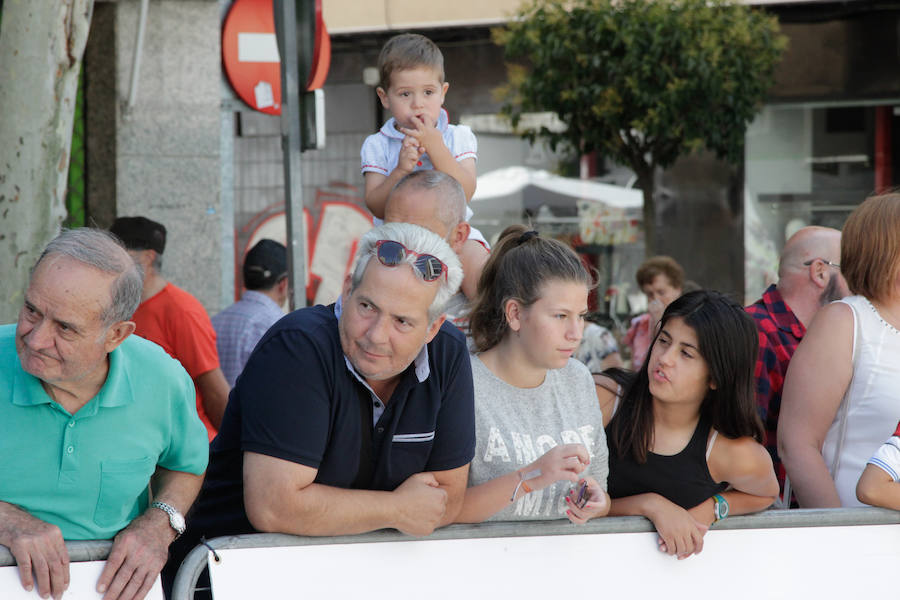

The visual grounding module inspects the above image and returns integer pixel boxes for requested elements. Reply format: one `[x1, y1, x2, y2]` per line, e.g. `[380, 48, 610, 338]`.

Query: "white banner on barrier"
[208, 525, 900, 599]
[0, 562, 163, 600]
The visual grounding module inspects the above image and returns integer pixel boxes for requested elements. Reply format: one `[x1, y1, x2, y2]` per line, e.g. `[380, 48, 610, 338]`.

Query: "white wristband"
[509, 469, 541, 503]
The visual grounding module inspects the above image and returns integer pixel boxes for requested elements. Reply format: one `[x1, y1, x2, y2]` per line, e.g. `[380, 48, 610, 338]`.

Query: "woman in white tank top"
[779, 194, 900, 507]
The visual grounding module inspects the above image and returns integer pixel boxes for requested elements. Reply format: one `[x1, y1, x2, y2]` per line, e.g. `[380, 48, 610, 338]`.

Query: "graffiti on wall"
[238, 184, 373, 307]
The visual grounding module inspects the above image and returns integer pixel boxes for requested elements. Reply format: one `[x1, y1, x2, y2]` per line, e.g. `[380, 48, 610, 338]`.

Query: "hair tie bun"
[517, 230, 539, 245]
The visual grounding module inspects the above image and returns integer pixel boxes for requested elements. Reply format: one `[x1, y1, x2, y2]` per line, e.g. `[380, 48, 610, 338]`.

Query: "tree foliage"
[493, 0, 787, 252]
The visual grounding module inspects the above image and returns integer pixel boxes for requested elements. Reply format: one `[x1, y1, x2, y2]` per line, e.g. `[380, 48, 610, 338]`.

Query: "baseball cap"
[110, 216, 167, 255]
[243, 239, 287, 290]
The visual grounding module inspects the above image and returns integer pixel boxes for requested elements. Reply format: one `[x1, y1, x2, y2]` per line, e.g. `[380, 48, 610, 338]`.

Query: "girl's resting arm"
[454, 443, 590, 523]
[453, 469, 525, 523]
[692, 435, 779, 525]
[609, 493, 708, 559]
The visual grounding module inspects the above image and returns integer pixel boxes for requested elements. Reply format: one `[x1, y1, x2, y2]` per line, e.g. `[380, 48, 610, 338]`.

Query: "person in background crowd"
[110, 216, 230, 440]
[575, 316, 624, 424]
[857, 419, 900, 510]
[0, 229, 207, 600]
[163, 223, 475, 593]
[601, 291, 778, 559]
[455, 226, 610, 524]
[211, 239, 288, 387]
[779, 194, 900, 507]
[384, 170, 476, 334]
[576, 318, 624, 374]
[745, 226, 847, 502]
[623, 256, 685, 368]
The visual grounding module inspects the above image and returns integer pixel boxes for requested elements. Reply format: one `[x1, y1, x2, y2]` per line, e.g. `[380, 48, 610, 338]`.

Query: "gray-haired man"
[165, 223, 475, 584]
[0, 229, 208, 600]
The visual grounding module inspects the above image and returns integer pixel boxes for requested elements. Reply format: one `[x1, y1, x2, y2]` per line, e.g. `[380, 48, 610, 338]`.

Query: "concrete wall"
[112, 0, 224, 313]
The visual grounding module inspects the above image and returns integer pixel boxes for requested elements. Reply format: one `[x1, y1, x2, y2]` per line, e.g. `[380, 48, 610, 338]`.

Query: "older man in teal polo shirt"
[0, 229, 208, 600]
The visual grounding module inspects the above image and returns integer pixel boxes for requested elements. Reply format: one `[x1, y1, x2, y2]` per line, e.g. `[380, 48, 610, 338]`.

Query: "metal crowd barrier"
[3, 509, 896, 598]
[170, 507, 900, 600]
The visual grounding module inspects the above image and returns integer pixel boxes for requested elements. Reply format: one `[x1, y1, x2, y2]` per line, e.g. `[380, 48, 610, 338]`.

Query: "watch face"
[153, 502, 186, 533]
[171, 512, 186, 532]
[715, 498, 728, 520]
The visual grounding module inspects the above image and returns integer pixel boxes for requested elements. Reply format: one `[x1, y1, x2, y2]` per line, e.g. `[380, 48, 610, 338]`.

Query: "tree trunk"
[0, 0, 94, 322]
[634, 165, 657, 257]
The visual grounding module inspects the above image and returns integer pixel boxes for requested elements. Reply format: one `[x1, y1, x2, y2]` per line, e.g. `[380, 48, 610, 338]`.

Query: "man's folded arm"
[243, 451, 452, 538]
[432, 464, 469, 527]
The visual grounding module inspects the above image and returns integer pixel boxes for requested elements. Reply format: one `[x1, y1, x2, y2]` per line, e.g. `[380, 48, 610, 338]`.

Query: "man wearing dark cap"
[211, 239, 288, 386]
[110, 216, 230, 441]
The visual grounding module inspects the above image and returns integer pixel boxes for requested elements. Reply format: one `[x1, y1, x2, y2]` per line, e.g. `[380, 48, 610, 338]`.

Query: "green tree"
[494, 0, 787, 255]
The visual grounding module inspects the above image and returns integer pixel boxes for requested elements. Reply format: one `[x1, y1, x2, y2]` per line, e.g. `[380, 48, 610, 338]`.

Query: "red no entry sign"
[222, 0, 330, 116]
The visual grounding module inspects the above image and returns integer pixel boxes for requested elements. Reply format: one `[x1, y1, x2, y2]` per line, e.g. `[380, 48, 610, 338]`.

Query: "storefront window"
[744, 103, 898, 302]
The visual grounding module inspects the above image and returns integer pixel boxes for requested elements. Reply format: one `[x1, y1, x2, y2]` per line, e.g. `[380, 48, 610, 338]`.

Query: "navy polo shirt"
[183, 303, 475, 540]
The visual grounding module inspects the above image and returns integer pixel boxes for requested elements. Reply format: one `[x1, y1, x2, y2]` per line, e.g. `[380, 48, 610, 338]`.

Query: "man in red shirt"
[111, 216, 230, 440]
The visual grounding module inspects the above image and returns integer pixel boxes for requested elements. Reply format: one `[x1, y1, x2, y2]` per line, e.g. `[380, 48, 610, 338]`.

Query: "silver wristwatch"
[150, 501, 186, 539]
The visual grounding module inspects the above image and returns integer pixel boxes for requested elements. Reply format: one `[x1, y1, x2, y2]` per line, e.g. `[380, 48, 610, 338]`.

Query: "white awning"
[473, 166, 642, 209]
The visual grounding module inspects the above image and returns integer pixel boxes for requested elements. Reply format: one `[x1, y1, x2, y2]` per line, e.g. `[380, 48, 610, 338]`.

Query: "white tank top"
[822, 295, 900, 507]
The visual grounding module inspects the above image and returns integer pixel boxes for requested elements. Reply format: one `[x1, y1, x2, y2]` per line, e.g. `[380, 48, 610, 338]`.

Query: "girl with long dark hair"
[600, 290, 777, 558]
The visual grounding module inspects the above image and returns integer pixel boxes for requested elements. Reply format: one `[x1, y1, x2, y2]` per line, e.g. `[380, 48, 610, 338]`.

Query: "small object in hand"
[574, 480, 589, 508]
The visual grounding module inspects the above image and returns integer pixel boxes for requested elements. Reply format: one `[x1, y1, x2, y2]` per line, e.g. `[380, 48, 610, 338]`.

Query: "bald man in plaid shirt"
[745, 226, 848, 501]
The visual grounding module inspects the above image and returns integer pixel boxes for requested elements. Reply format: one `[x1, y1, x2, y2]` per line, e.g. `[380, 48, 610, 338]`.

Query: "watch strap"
[712, 493, 729, 521]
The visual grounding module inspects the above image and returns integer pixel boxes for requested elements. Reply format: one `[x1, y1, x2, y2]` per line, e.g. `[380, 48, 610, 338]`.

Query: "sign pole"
[273, 0, 307, 310]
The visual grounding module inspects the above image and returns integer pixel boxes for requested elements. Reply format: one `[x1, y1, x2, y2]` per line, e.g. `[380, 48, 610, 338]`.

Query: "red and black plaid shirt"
[745, 284, 806, 495]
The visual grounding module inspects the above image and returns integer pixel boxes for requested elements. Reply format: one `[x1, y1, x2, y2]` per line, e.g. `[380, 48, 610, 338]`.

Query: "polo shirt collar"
[379, 109, 449, 141]
[12, 343, 134, 414]
[762, 284, 806, 339]
[334, 296, 431, 383]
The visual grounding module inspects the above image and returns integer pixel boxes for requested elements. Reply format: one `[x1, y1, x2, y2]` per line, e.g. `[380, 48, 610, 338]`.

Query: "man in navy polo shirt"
[167, 222, 474, 576]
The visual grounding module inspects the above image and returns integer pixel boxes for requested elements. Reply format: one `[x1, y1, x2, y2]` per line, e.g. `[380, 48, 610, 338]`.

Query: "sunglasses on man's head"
[375, 240, 447, 282]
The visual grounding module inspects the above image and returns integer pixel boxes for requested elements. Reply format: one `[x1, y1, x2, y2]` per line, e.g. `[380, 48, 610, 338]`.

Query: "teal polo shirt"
[0, 324, 209, 540]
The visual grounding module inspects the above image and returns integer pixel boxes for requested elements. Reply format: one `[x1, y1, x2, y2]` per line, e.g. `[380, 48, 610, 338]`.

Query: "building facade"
[31, 0, 900, 315]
